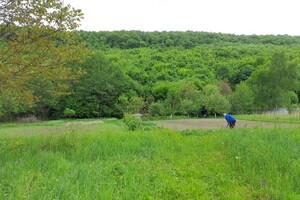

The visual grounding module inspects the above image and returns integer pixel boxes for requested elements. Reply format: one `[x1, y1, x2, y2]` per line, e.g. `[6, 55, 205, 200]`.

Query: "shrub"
[63, 108, 76, 118]
[123, 113, 142, 131]
[149, 102, 166, 116]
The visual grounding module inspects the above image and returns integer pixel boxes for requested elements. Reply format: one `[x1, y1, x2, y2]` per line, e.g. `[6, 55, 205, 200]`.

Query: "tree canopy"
[76, 30, 300, 49]
[63, 51, 130, 118]
[0, 0, 86, 119]
[248, 51, 299, 110]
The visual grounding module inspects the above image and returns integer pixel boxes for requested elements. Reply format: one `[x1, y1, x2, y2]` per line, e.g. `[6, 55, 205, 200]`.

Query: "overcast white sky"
[64, 0, 300, 36]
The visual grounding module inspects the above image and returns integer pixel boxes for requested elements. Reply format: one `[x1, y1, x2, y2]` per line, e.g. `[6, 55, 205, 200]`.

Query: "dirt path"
[155, 118, 299, 131]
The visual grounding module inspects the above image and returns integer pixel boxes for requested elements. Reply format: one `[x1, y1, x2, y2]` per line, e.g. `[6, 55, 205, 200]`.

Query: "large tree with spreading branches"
[0, 0, 87, 119]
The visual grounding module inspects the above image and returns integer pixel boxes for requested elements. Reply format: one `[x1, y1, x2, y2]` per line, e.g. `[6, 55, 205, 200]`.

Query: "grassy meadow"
[1, 118, 300, 199]
[237, 111, 300, 124]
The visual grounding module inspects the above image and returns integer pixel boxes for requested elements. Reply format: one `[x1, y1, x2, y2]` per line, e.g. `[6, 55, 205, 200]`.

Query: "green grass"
[0, 118, 112, 129]
[1, 119, 300, 199]
[237, 112, 300, 124]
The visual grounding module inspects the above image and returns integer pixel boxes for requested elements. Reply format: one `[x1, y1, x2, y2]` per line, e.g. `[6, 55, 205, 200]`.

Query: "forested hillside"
[61, 31, 300, 118]
[2, 29, 300, 120]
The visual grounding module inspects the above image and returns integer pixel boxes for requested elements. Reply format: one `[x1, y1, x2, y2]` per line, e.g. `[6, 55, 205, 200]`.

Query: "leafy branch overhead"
[0, 0, 87, 116]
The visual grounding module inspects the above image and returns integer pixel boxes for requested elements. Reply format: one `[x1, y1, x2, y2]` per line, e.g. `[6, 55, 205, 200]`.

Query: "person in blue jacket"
[223, 113, 236, 128]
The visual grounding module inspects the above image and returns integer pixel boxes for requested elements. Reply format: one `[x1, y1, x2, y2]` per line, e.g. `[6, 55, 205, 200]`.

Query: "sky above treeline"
[64, 0, 300, 36]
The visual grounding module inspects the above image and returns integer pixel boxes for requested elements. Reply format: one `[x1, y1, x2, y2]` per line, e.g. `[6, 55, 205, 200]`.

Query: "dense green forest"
[61, 31, 300, 119]
[2, 30, 300, 120]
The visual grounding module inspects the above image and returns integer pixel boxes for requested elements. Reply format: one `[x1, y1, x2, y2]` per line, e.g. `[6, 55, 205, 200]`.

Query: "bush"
[63, 108, 76, 118]
[149, 102, 166, 116]
[123, 113, 142, 131]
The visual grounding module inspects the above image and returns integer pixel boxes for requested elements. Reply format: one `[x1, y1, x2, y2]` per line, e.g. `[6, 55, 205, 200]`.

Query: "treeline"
[76, 30, 300, 49]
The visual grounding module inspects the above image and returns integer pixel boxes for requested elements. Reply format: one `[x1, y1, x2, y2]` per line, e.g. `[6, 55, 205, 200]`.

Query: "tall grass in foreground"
[222, 128, 300, 199]
[1, 120, 300, 199]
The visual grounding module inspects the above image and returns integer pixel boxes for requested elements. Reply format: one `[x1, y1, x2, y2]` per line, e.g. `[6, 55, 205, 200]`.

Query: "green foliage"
[201, 85, 231, 115]
[229, 82, 254, 114]
[152, 82, 171, 101]
[0, 94, 24, 120]
[116, 94, 129, 114]
[101, 42, 300, 116]
[64, 51, 130, 118]
[63, 108, 76, 118]
[123, 113, 142, 130]
[76, 30, 300, 49]
[287, 91, 299, 104]
[0, 0, 86, 120]
[163, 86, 182, 115]
[249, 51, 299, 110]
[149, 101, 166, 116]
[127, 96, 145, 114]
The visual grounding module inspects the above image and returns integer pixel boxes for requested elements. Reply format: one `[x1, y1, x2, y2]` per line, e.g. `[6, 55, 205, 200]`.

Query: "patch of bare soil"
[155, 118, 299, 131]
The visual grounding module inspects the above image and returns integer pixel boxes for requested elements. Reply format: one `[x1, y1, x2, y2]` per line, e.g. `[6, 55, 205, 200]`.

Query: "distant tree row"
[76, 30, 300, 49]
